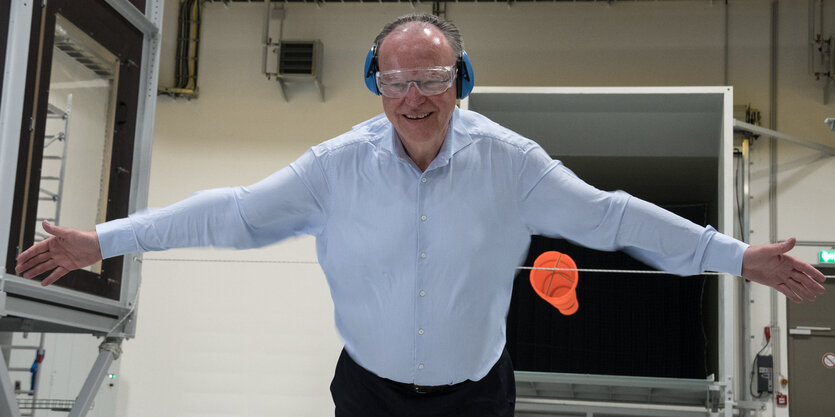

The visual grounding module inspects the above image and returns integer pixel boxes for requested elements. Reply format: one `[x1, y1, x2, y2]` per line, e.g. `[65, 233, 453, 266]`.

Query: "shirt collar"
[382, 107, 474, 171]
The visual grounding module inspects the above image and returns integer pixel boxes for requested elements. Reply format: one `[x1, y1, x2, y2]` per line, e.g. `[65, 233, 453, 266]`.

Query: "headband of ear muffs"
[363, 44, 475, 100]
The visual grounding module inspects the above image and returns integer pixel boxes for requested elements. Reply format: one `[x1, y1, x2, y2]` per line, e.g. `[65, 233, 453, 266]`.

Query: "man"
[14, 13, 826, 417]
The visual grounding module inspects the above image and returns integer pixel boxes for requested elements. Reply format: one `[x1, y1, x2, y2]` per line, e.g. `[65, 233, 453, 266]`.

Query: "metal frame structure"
[733, 119, 835, 417]
[515, 371, 722, 417]
[734, 120, 835, 157]
[462, 86, 737, 417]
[461, 88, 835, 417]
[0, 1, 162, 416]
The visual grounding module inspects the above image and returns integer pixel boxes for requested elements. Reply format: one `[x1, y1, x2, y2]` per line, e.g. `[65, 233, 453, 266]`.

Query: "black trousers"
[330, 349, 516, 417]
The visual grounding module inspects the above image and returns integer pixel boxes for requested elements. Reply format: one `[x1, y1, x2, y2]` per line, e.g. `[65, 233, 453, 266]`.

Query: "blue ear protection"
[363, 44, 474, 100]
[363, 45, 381, 95]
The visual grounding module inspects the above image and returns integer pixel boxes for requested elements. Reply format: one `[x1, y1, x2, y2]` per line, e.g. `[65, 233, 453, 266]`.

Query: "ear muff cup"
[363, 45, 380, 95]
[363, 45, 475, 99]
[456, 51, 474, 100]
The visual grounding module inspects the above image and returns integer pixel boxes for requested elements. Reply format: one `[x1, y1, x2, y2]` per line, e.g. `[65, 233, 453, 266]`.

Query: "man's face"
[377, 24, 458, 151]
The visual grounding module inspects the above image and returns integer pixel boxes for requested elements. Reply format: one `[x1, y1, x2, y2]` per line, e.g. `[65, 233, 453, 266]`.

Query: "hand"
[14, 220, 102, 286]
[741, 238, 826, 303]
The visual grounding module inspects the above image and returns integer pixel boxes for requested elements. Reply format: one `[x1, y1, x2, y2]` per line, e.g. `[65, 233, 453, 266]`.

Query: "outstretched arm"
[15, 220, 102, 286]
[741, 238, 826, 302]
[15, 156, 327, 287]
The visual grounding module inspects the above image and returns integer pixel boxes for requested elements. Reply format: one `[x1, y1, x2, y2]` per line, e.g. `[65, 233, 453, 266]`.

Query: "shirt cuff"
[702, 227, 749, 275]
[95, 218, 139, 259]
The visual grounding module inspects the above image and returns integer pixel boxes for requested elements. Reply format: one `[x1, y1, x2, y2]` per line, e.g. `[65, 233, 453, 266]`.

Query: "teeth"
[405, 113, 430, 120]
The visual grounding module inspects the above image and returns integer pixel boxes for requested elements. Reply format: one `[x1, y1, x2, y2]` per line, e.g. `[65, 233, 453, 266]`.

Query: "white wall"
[104, 2, 835, 416]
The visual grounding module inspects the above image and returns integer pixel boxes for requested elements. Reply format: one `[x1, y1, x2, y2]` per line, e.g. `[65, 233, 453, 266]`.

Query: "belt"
[390, 380, 464, 395]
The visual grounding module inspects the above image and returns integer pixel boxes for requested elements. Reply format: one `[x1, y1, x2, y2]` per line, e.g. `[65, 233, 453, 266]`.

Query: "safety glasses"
[375, 66, 457, 98]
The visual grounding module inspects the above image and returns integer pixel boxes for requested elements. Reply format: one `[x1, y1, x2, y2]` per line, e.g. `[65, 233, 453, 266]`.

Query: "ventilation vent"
[272, 40, 324, 101]
[278, 41, 320, 76]
[54, 18, 117, 79]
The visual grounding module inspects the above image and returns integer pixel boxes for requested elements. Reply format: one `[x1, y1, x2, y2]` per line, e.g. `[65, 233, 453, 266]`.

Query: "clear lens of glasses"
[375, 66, 456, 98]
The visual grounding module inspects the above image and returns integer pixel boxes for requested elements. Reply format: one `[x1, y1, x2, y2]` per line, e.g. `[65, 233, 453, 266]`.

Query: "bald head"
[373, 13, 463, 58]
[377, 22, 456, 72]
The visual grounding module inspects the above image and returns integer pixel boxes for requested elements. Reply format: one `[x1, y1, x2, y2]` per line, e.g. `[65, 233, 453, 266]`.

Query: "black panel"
[506, 204, 711, 379]
[129, 0, 146, 13]
[815, 265, 835, 277]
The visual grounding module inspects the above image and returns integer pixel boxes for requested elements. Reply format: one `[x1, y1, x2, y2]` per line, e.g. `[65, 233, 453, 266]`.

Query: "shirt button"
[419, 290, 425, 297]
[418, 328, 424, 335]
[420, 215, 427, 221]
[420, 253, 427, 259]
[418, 363, 424, 370]
[420, 177, 427, 183]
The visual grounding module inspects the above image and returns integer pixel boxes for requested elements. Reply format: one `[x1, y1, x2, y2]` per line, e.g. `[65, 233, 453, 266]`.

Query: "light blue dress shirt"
[97, 107, 748, 386]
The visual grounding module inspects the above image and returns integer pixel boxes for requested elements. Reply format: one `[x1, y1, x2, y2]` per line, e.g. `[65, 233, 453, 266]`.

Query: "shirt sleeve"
[518, 145, 748, 276]
[96, 149, 327, 259]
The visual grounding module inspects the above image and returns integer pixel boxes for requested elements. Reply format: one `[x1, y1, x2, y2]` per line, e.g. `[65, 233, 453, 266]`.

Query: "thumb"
[769, 237, 796, 255]
[41, 220, 63, 237]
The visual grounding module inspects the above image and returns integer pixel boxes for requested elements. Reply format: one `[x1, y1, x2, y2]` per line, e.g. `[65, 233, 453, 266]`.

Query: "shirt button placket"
[416, 175, 429, 376]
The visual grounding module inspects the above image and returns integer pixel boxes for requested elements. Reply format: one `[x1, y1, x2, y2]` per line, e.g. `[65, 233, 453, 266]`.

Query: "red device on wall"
[776, 392, 787, 406]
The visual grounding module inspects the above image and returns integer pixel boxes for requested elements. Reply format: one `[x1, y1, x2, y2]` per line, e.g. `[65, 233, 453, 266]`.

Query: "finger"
[15, 250, 53, 275]
[797, 271, 826, 294]
[793, 259, 828, 284]
[41, 266, 68, 286]
[786, 273, 817, 301]
[775, 283, 802, 303]
[15, 241, 50, 269]
[22, 259, 57, 280]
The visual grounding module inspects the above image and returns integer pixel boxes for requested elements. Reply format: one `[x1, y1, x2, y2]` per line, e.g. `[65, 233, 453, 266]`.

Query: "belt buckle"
[412, 384, 433, 394]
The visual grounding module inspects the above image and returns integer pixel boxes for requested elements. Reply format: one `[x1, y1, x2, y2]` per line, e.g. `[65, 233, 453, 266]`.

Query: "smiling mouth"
[404, 112, 432, 120]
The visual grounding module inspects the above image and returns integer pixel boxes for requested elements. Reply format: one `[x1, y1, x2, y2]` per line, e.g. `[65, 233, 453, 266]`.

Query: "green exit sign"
[821, 250, 835, 263]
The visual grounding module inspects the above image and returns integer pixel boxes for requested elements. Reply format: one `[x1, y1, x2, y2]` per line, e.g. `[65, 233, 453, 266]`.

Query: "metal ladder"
[2, 333, 47, 417]
[36, 101, 71, 241]
[0, 332, 106, 417]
